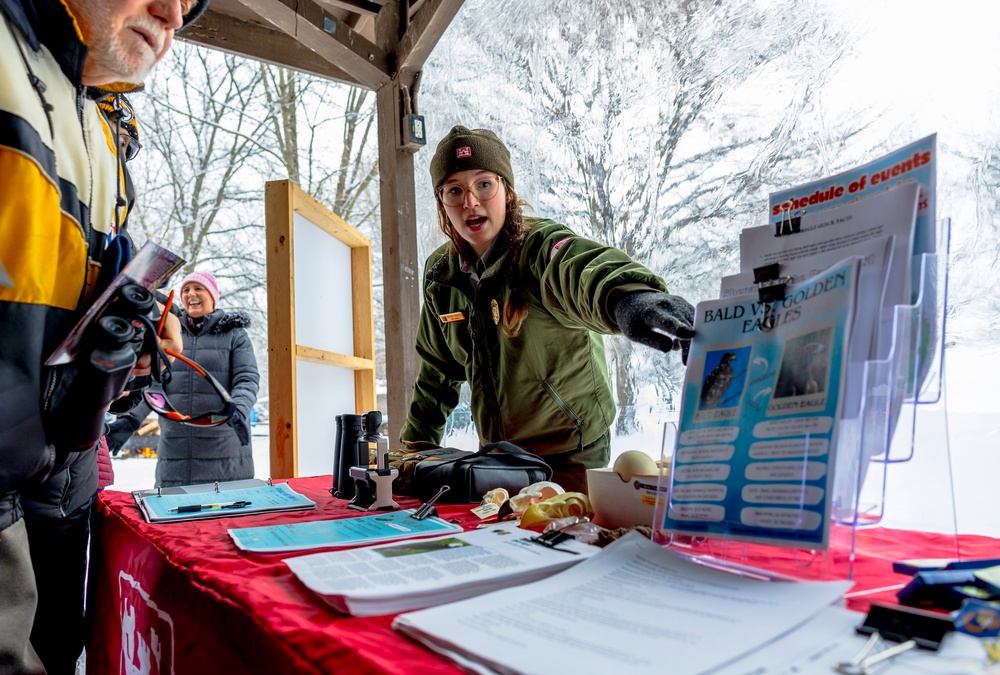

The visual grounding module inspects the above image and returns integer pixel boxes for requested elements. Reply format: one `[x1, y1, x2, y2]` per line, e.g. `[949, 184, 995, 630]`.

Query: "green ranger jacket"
[400, 218, 668, 459]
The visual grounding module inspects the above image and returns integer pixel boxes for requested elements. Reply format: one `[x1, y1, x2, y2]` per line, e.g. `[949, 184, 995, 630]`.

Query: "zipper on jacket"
[470, 301, 506, 438]
[42, 368, 60, 415]
[542, 380, 584, 452]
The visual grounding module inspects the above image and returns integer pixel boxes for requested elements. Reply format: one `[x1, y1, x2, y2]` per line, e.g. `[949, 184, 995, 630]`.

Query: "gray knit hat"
[430, 126, 514, 189]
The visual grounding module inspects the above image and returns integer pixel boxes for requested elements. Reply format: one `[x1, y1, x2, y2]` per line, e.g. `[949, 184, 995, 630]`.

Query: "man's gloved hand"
[613, 291, 696, 363]
[106, 415, 142, 455]
[230, 410, 250, 446]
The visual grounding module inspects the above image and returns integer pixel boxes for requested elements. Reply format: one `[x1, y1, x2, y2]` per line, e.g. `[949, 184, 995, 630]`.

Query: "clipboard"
[132, 479, 317, 523]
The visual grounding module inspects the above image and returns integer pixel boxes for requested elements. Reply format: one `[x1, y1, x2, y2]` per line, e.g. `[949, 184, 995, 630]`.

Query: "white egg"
[612, 451, 658, 482]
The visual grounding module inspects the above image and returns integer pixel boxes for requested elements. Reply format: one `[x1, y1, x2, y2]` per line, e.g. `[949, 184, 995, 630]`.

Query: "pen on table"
[168, 500, 252, 513]
[156, 289, 175, 337]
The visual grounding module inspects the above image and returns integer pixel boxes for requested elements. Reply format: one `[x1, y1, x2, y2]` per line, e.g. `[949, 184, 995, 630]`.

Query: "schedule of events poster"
[662, 258, 860, 550]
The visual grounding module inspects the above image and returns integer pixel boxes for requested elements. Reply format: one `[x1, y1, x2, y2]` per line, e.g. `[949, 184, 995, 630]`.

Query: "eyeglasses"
[437, 175, 501, 207]
[143, 348, 236, 426]
[123, 135, 142, 162]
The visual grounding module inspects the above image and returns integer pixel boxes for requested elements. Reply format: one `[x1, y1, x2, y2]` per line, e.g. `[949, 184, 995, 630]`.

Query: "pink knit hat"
[179, 271, 220, 308]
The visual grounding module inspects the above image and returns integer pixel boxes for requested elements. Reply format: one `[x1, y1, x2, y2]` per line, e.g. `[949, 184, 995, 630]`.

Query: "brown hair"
[436, 178, 531, 338]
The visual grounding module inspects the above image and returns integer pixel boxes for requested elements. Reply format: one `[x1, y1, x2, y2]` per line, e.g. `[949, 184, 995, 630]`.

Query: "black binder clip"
[411, 485, 450, 520]
[775, 208, 801, 236]
[753, 263, 788, 303]
[834, 602, 953, 674]
[528, 529, 580, 555]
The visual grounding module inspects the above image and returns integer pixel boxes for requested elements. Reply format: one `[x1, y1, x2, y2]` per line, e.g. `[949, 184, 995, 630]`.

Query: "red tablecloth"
[87, 475, 1000, 674]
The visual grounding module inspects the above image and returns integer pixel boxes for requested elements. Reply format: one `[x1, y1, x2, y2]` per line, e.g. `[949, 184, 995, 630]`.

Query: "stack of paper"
[393, 532, 851, 675]
[285, 524, 596, 616]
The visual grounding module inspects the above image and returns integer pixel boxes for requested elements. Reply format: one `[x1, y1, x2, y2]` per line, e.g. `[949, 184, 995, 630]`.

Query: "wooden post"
[265, 180, 298, 479]
[376, 4, 422, 444]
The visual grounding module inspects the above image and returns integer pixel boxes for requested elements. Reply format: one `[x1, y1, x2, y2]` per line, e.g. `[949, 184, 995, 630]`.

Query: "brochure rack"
[652, 217, 957, 581]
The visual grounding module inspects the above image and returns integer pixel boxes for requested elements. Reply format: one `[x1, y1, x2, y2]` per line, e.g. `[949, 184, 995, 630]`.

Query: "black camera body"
[45, 284, 155, 453]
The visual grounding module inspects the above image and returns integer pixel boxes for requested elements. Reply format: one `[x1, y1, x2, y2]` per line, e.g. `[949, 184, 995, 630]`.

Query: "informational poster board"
[265, 180, 375, 478]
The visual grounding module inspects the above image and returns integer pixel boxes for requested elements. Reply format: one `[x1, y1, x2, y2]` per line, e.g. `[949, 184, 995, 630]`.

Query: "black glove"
[613, 291, 696, 363]
[108, 389, 145, 415]
[230, 410, 250, 446]
[106, 415, 142, 455]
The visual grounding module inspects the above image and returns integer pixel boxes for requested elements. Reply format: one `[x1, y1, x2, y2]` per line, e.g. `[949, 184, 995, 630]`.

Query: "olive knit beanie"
[430, 125, 514, 189]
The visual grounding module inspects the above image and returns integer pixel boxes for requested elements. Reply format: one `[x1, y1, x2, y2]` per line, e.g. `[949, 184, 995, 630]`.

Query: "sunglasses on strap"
[143, 348, 236, 427]
[133, 311, 236, 427]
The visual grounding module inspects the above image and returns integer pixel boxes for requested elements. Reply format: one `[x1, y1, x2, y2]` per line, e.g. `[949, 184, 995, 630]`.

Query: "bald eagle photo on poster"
[696, 347, 751, 422]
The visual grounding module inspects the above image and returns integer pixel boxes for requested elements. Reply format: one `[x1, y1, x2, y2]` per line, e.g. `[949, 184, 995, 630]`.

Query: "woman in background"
[117, 271, 259, 487]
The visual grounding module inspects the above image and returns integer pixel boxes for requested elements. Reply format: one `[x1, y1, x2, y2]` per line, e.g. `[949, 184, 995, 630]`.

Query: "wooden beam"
[323, 0, 381, 16]
[239, 0, 391, 89]
[376, 5, 422, 444]
[265, 180, 298, 479]
[290, 182, 370, 248]
[397, 0, 464, 73]
[296, 345, 375, 371]
[351, 244, 378, 412]
[181, 9, 361, 84]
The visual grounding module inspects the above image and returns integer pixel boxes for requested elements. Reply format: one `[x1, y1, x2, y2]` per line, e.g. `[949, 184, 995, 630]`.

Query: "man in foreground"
[0, 0, 205, 671]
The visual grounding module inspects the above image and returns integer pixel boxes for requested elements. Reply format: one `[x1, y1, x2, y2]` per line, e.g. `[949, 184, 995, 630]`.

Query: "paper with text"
[285, 524, 595, 616]
[665, 259, 860, 549]
[394, 532, 850, 675]
[229, 509, 463, 553]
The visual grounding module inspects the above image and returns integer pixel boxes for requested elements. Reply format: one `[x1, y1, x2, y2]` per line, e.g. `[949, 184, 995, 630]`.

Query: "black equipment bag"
[390, 441, 552, 504]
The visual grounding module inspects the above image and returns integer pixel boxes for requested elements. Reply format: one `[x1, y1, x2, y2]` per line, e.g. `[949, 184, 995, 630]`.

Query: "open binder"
[652, 215, 956, 581]
[132, 478, 317, 523]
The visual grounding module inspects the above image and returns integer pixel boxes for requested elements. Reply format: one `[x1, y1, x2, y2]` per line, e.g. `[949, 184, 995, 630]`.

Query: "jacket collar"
[427, 229, 514, 287]
[2, 0, 88, 85]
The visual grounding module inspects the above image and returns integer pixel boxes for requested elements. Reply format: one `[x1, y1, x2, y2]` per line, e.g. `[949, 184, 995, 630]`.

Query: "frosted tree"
[131, 44, 270, 308]
[420, 0, 862, 433]
[132, 43, 385, 384]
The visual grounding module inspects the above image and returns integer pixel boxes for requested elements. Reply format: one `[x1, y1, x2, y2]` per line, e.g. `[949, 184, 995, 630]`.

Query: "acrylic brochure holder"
[652, 218, 957, 582]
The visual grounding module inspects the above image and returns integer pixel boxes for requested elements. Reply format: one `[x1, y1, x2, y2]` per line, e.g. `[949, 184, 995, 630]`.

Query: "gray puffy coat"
[152, 309, 260, 487]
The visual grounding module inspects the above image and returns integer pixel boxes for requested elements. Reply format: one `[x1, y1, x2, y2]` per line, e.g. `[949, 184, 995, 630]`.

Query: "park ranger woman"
[400, 126, 696, 492]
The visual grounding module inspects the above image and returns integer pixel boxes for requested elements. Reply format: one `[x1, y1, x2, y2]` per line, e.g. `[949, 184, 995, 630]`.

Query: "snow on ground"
[104, 424, 274, 493]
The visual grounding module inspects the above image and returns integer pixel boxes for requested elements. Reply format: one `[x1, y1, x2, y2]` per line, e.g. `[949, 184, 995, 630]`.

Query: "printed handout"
[741, 181, 919, 363]
[664, 259, 860, 549]
[285, 524, 595, 616]
[393, 532, 850, 675]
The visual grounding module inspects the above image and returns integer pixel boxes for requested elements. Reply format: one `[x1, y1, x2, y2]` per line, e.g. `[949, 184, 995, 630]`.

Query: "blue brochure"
[662, 259, 860, 550]
[228, 509, 465, 553]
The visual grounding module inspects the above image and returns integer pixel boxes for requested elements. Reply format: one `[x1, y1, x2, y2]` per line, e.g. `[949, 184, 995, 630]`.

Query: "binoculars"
[331, 411, 385, 499]
[45, 284, 155, 452]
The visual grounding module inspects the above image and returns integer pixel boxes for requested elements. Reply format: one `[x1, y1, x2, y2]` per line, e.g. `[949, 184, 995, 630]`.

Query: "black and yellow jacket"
[400, 219, 667, 460]
[0, 0, 125, 528]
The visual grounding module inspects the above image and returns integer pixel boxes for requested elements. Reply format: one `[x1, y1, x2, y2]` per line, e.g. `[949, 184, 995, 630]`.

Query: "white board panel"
[293, 211, 355, 356]
[295, 358, 356, 477]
